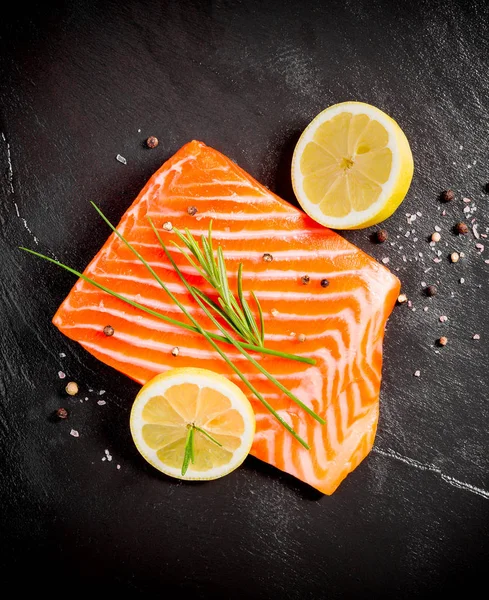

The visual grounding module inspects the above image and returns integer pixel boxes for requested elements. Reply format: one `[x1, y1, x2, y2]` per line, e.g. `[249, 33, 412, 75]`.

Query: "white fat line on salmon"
[163, 193, 275, 205]
[58, 302, 357, 347]
[78, 340, 316, 388]
[82, 273, 371, 305]
[67, 321, 340, 381]
[67, 325, 252, 360]
[175, 179, 253, 188]
[78, 287, 370, 346]
[152, 155, 197, 187]
[114, 259, 377, 285]
[373, 447, 489, 501]
[127, 241, 359, 261]
[137, 224, 309, 241]
[98, 270, 375, 302]
[147, 209, 302, 222]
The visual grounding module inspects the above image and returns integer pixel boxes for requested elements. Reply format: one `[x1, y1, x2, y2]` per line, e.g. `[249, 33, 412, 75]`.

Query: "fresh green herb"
[181, 426, 195, 476]
[173, 223, 265, 347]
[193, 425, 223, 447]
[150, 218, 325, 427]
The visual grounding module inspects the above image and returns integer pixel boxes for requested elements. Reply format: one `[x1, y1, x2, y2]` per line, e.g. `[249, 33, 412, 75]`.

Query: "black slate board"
[1, 0, 488, 596]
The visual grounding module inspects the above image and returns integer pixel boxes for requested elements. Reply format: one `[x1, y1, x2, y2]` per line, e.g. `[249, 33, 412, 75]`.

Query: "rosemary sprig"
[173, 223, 265, 347]
[150, 218, 325, 427]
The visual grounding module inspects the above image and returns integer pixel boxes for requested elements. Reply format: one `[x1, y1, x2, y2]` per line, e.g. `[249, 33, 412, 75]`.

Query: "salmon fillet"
[53, 140, 400, 494]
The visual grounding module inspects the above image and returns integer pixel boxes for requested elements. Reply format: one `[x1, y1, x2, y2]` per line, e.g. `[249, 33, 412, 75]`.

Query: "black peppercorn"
[301, 275, 310, 285]
[454, 222, 469, 235]
[146, 136, 159, 149]
[263, 253, 273, 263]
[103, 325, 115, 337]
[375, 229, 388, 243]
[425, 285, 437, 297]
[56, 407, 68, 419]
[320, 279, 330, 288]
[440, 189, 455, 202]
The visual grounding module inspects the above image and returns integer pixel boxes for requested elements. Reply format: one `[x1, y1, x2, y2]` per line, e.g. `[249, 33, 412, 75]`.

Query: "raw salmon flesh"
[53, 140, 400, 494]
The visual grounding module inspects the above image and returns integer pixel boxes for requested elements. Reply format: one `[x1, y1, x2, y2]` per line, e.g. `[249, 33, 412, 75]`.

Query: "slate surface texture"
[1, 0, 488, 597]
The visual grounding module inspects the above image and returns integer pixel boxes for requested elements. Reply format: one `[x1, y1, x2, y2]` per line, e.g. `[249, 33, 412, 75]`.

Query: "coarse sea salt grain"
[439, 315, 448, 323]
[59, 352, 66, 358]
[434, 225, 441, 232]
[117, 464, 121, 470]
[97, 400, 106, 406]
[58, 371, 66, 379]
[116, 154, 127, 165]
[460, 278, 465, 284]
[414, 370, 421, 377]
[70, 429, 79, 438]
[473, 334, 481, 340]
[381, 257, 390, 264]
[99, 390, 106, 395]
[463, 197, 472, 203]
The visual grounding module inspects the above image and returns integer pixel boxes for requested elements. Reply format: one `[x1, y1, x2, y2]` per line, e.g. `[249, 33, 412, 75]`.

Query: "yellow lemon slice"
[291, 101, 414, 229]
[130, 368, 256, 481]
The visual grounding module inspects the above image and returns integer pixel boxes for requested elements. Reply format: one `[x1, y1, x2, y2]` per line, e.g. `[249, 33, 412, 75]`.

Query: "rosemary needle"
[181, 424, 223, 476]
[181, 426, 194, 476]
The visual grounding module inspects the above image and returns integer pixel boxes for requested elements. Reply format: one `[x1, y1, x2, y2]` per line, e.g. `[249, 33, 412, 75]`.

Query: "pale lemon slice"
[291, 101, 414, 229]
[130, 368, 256, 481]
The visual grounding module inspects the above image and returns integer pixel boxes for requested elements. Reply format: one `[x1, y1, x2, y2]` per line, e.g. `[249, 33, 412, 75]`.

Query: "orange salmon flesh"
[53, 140, 400, 494]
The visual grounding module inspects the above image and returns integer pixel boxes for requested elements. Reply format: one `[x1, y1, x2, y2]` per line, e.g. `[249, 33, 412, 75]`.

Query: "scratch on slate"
[2, 131, 15, 195]
[373, 446, 489, 500]
[2, 131, 39, 245]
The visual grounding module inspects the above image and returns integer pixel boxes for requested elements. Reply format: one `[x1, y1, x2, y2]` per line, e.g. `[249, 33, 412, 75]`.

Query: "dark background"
[1, 0, 488, 596]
